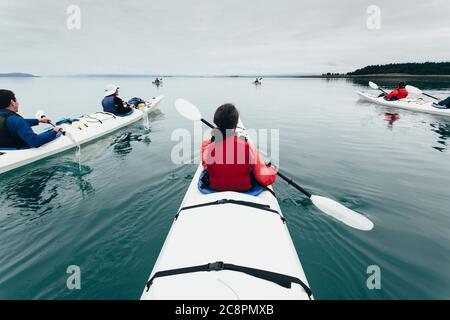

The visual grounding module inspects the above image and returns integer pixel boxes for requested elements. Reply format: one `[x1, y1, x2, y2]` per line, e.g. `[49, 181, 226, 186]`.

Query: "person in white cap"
[101, 84, 133, 115]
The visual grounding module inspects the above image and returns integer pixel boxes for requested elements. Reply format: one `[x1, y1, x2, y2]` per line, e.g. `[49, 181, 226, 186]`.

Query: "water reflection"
[0, 162, 94, 222]
[108, 111, 163, 157]
[110, 131, 146, 157]
[377, 111, 450, 153]
[384, 113, 400, 130]
[430, 122, 450, 152]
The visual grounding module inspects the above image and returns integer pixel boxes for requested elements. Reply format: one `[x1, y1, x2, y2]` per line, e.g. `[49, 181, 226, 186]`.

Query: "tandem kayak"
[141, 121, 312, 300]
[356, 91, 450, 117]
[0, 95, 163, 175]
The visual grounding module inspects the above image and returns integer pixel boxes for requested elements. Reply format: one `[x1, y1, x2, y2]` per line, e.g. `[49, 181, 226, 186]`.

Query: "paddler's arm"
[23, 118, 40, 127]
[23, 116, 52, 127]
[248, 141, 277, 186]
[201, 139, 212, 169]
[438, 96, 450, 106]
[6, 116, 60, 148]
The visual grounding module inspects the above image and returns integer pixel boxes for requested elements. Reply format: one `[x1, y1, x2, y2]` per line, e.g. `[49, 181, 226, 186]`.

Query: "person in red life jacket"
[0, 89, 63, 149]
[379, 82, 409, 101]
[101, 84, 133, 115]
[200, 103, 277, 192]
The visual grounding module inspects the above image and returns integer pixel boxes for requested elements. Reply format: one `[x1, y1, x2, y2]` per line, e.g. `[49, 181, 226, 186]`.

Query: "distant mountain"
[0, 72, 38, 77]
[347, 62, 450, 76]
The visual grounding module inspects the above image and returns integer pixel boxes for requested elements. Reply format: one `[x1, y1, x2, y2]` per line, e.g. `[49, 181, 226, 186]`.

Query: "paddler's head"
[213, 103, 239, 139]
[104, 84, 120, 97]
[398, 82, 406, 89]
[0, 89, 19, 112]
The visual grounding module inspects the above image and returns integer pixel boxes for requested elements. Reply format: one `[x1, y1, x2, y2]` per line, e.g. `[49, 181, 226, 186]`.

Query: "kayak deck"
[0, 96, 163, 174]
[141, 122, 311, 300]
[356, 91, 450, 117]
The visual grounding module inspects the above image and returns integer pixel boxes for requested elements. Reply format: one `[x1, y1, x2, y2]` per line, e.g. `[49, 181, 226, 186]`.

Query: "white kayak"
[141, 121, 312, 300]
[0, 96, 163, 175]
[356, 91, 450, 117]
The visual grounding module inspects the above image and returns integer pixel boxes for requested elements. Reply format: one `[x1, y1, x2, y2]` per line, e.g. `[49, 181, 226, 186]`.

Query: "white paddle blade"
[175, 98, 202, 121]
[405, 85, 422, 95]
[310, 195, 374, 231]
[35, 110, 46, 119]
[368, 81, 379, 90]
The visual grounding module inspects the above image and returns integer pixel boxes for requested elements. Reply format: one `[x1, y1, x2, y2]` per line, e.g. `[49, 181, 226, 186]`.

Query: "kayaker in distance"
[378, 82, 409, 101]
[102, 84, 133, 115]
[0, 89, 62, 149]
[200, 103, 277, 192]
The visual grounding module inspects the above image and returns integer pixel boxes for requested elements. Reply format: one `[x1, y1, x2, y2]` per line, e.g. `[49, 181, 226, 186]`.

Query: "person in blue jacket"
[101, 84, 133, 115]
[434, 96, 450, 109]
[0, 89, 62, 149]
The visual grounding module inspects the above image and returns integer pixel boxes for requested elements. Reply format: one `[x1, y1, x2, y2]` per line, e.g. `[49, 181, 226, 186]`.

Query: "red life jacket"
[397, 88, 408, 99]
[387, 88, 409, 100]
[204, 135, 253, 191]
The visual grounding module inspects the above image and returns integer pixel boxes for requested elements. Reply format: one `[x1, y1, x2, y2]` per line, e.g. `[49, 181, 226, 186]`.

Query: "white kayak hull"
[356, 91, 450, 117]
[0, 96, 163, 175]
[141, 121, 311, 300]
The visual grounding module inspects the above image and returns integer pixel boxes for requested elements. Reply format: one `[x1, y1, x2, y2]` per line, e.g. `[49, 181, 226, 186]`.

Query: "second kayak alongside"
[141, 121, 312, 300]
[356, 91, 450, 117]
[0, 95, 163, 175]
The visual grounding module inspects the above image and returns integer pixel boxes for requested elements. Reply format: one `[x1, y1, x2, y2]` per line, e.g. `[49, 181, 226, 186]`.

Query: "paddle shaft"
[276, 170, 312, 198]
[201, 118, 215, 128]
[422, 92, 439, 100]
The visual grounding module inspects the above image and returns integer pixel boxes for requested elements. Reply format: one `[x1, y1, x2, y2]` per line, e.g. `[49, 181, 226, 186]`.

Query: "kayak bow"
[141, 120, 312, 300]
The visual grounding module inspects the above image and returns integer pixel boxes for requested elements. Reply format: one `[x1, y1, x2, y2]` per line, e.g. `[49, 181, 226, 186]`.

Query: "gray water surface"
[0, 77, 449, 299]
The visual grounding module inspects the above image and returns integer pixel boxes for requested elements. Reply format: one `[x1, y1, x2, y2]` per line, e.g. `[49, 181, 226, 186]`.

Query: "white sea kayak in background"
[141, 121, 312, 300]
[0, 95, 163, 175]
[356, 91, 450, 117]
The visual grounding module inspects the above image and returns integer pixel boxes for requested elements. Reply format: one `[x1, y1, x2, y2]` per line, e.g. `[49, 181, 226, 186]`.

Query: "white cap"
[104, 84, 119, 97]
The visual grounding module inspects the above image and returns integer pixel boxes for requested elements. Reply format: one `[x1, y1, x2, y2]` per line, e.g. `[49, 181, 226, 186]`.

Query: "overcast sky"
[1, 0, 449, 75]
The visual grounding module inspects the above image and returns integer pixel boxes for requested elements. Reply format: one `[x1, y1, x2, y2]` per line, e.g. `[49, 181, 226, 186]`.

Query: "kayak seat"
[198, 169, 265, 196]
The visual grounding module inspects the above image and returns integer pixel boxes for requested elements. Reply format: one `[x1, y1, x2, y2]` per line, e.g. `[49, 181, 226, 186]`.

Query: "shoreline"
[317, 74, 450, 79]
[1, 74, 450, 79]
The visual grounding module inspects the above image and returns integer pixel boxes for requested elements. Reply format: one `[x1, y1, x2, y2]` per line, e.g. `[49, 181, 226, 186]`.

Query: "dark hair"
[398, 82, 406, 88]
[213, 103, 239, 137]
[0, 89, 16, 109]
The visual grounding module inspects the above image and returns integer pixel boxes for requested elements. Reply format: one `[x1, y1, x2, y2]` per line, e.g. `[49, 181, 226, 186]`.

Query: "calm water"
[0, 77, 449, 299]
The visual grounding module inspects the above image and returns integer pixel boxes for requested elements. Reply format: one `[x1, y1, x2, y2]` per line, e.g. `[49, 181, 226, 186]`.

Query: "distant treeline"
[0, 73, 37, 77]
[348, 62, 450, 75]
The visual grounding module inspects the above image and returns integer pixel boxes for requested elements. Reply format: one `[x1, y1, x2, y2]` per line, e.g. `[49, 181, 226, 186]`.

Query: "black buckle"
[208, 261, 225, 271]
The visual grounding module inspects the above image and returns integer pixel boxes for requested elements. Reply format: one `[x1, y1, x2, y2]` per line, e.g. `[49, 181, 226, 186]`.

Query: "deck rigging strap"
[145, 261, 312, 299]
[80, 115, 104, 124]
[175, 198, 285, 223]
[95, 111, 117, 119]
